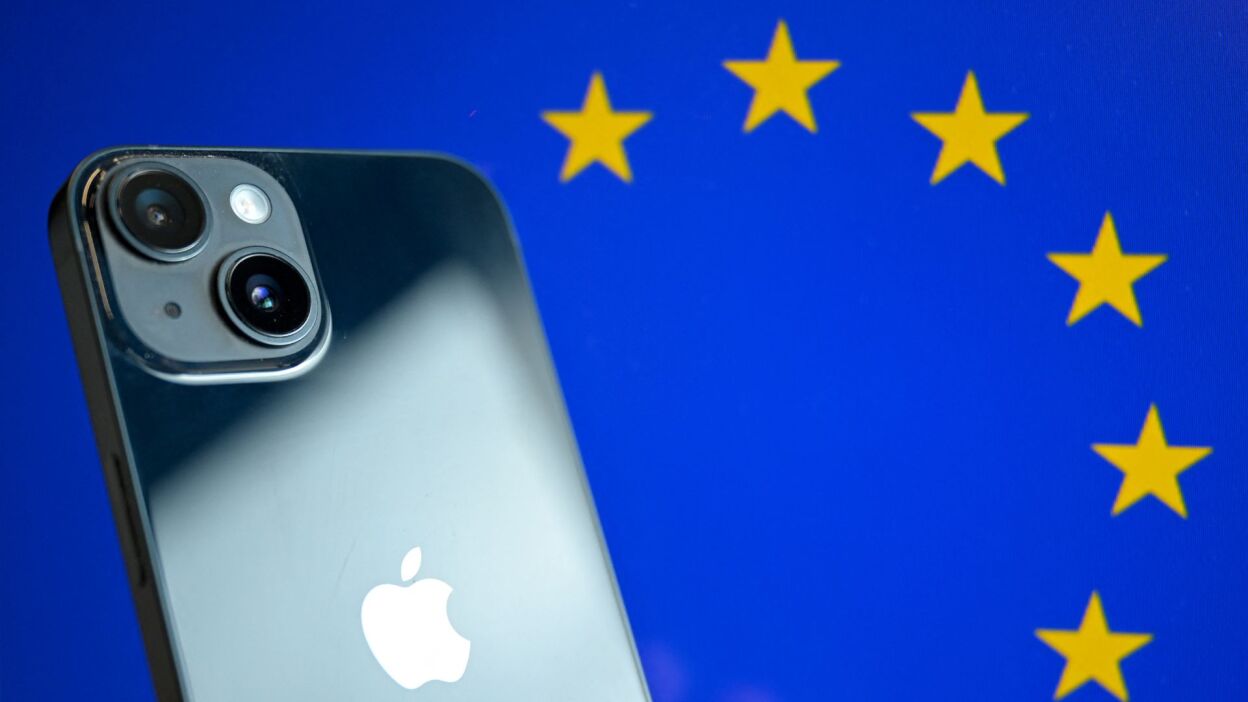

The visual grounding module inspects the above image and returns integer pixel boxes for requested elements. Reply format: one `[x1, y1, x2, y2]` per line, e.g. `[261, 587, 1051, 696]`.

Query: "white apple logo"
[361, 547, 471, 690]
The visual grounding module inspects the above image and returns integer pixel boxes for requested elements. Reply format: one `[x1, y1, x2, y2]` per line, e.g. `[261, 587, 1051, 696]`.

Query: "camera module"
[107, 164, 209, 262]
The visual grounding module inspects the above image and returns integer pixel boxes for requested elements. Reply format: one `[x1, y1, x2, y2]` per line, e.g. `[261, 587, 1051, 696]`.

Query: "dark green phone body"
[49, 147, 650, 701]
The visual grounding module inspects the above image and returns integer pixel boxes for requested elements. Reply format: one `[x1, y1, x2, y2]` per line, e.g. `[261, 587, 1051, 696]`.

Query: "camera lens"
[222, 251, 315, 344]
[111, 166, 208, 261]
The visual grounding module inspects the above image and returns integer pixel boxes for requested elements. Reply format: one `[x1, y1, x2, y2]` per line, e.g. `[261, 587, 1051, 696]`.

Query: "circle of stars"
[538, 18, 1212, 701]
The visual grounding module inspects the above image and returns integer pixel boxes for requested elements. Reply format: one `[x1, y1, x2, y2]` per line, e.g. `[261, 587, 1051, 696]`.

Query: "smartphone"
[48, 147, 650, 701]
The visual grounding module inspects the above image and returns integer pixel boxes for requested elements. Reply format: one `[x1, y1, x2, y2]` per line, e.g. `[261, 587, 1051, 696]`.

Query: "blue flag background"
[2, 2, 1247, 700]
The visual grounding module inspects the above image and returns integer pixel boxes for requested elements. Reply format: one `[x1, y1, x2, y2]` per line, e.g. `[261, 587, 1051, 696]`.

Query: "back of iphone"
[48, 147, 649, 701]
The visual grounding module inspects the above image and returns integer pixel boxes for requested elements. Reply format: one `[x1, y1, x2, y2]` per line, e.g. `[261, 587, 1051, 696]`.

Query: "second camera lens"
[223, 251, 314, 343]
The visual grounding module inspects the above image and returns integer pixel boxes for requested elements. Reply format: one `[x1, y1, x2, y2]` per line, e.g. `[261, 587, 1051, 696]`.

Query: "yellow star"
[1093, 404, 1211, 518]
[541, 72, 652, 183]
[1036, 592, 1153, 701]
[723, 19, 839, 133]
[1048, 212, 1166, 326]
[911, 71, 1028, 184]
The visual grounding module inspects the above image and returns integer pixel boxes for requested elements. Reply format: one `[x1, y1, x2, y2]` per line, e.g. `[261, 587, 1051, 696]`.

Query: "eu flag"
[2, 2, 1246, 701]
[523, 7, 1240, 701]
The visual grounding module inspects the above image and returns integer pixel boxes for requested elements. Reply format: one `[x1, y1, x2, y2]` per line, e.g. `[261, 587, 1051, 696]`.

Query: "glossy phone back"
[50, 149, 649, 701]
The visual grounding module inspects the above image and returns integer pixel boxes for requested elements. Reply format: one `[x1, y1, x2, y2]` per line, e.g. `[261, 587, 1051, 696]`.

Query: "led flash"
[229, 184, 271, 224]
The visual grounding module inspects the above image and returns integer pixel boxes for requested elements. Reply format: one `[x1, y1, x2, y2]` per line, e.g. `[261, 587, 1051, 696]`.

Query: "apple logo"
[361, 546, 471, 690]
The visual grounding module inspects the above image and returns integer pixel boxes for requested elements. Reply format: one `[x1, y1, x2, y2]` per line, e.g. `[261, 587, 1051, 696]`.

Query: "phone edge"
[48, 175, 187, 702]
